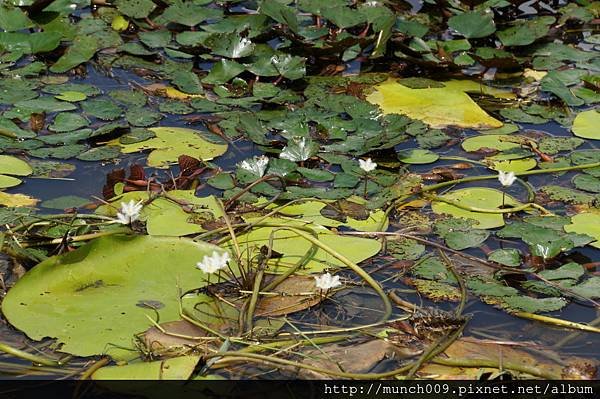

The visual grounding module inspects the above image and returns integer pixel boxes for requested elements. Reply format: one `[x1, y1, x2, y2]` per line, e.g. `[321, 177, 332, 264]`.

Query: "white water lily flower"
[536, 244, 551, 260]
[116, 200, 143, 225]
[196, 251, 231, 274]
[231, 37, 253, 58]
[239, 155, 269, 177]
[280, 137, 312, 162]
[359, 158, 377, 173]
[498, 170, 516, 187]
[314, 273, 342, 290]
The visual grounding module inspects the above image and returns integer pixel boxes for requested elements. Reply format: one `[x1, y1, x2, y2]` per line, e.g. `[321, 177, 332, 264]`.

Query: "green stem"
[421, 161, 600, 194]
[0, 342, 60, 367]
[271, 227, 392, 324]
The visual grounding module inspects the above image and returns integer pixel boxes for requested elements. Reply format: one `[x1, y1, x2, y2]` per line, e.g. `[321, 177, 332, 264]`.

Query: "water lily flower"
[116, 200, 143, 225]
[536, 244, 551, 260]
[196, 251, 231, 274]
[498, 170, 516, 187]
[280, 137, 312, 162]
[359, 158, 377, 173]
[239, 155, 269, 177]
[314, 273, 342, 290]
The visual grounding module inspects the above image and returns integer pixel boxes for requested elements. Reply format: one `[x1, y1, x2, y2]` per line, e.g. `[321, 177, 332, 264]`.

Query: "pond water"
[0, 0, 599, 381]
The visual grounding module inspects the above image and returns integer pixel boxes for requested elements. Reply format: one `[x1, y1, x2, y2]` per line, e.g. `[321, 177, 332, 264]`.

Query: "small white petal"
[314, 272, 342, 290]
[498, 171, 516, 187]
[359, 158, 377, 173]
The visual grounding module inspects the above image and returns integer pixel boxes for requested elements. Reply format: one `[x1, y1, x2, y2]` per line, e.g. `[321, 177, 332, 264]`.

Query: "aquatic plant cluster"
[0, 0, 599, 380]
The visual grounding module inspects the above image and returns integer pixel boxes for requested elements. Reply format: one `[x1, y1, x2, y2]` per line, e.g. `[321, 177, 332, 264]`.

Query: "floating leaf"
[565, 213, 600, 249]
[114, 0, 156, 19]
[397, 149, 439, 164]
[434, 218, 489, 250]
[93, 356, 200, 380]
[229, 216, 381, 274]
[41, 195, 89, 210]
[2, 235, 228, 360]
[0, 191, 38, 207]
[431, 188, 520, 229]
[448, 11, 496, 39]
[488, 249, 521, 267]
[55, 91, 87, 102]
[114, 127, 228, 168]
[50, 36, 98, 73]
[462, 135, 520, 152]
[572, 110, 600, 140]
[367, 79, 503, 129]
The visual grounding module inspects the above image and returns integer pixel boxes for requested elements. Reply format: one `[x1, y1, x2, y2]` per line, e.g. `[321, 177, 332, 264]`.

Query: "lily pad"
[431, 188, 520, 229]
[462, 135, 520, 152]
[366, 79, 504, 129]
[114, 127, 228, 168]
[96, 191, 224, 237]
[2, 235, 229, 360]
[565, 213, 600, 249]
[397, 149, 439, 164]
[572, 110, 600, 140]
[0, 155, 32, 188]
[229, 216, 381, 274]
[93, 356, 200, 380]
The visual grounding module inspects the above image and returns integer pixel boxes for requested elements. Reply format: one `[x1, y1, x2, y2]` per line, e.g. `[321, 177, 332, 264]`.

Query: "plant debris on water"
[0, 0, 599, 382]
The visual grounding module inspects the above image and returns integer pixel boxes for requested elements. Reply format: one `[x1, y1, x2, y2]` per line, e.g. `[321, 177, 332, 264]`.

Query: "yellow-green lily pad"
[93, 356, 200, 380]
[462, 135, 521, 152]
[114, 127, 228, 168]
[366, 79, 505, 129]
[431, 187, 521, 229]
[488, 157, 537, 172]
[228, 216, 382, 274]
[274, 198, 388, 232]
[564, 212, 600, 249]
[572, 110, 600, 140]
[2, 235, 227, 360]
[96, 191, 223, 237]
[0, 191, 38, 207]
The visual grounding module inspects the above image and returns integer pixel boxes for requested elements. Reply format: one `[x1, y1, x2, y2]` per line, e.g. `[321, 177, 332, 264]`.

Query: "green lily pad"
[573, 174, 600, 193]
[114, 127, 228, 168]
[2, 235, 228, 360]
[488, 249, 521, 267]
[448, 10, 496, 39]
[114, 0, 156, 19]
[55, 91, 87, 102]
[434, 218, 489, 250]
[41, 195, 90, 209]
[50, 36, 98, 73]
[49, 113, 89, 132]
[572, 110, 600, 140]
[397, 149, 439, 164]
[431, 188, 520, 229]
